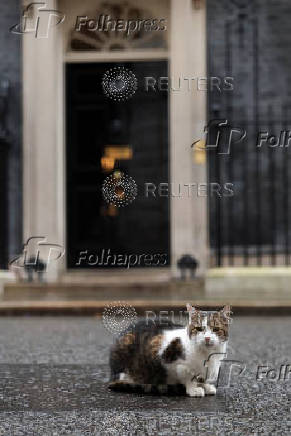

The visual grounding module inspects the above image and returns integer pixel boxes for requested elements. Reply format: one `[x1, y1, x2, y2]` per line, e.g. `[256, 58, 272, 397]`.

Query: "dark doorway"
[66, 61, 169, 268]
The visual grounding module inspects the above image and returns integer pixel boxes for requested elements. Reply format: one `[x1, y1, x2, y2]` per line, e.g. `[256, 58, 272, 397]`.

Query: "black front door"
[66, 61, 169, 268]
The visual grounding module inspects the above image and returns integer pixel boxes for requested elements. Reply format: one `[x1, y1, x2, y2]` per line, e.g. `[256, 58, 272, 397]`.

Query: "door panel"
[66, 61, 169, 268]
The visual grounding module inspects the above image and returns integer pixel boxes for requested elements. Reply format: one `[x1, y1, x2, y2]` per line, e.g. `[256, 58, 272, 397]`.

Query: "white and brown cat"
[109, 304, 231, 397]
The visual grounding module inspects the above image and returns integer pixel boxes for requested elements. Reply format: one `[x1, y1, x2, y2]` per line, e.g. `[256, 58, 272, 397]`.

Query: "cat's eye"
[195, 327, 204, 332]
[213, 327, 220, 332]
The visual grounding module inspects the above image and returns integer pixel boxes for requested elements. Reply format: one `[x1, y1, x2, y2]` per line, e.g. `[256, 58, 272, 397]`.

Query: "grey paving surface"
[0, 317, 290, 435]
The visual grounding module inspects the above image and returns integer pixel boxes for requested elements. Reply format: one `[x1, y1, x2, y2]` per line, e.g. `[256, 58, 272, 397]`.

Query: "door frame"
[64, 52, 171, 272]
[22, 0, 208, 280]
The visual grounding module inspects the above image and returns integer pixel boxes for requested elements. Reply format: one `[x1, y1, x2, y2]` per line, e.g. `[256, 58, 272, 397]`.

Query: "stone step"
[3, 279, 205, 301]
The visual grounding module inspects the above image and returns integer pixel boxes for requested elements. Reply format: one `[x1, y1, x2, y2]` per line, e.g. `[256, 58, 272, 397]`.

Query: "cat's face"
[186, 304, 231, 347]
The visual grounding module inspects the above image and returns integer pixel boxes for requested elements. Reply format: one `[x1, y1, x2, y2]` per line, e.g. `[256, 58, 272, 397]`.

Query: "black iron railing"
[208, 0, 291, 266]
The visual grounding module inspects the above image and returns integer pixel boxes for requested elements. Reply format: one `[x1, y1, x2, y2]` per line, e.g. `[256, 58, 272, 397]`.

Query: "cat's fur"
[109, 304, 231, 397]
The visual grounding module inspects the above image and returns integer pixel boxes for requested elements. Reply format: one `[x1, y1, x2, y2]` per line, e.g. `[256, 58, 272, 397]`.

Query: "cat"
[108, 304, 231, 397]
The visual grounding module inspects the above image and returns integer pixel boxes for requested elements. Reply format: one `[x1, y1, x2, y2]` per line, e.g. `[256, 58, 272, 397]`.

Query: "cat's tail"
[108, 379, 144, 393]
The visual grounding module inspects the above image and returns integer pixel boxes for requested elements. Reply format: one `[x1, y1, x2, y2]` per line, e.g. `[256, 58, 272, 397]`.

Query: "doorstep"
[3, 278, 205, 301]
[2, 267, 291, 314]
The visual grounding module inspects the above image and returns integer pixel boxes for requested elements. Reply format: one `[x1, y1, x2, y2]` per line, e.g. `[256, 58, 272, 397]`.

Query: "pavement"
[0, 316, 290, 435]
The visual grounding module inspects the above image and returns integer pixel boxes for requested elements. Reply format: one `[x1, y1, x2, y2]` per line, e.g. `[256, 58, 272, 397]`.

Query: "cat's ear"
[221, 305, 232, 320]
[186, 303, 195, 313]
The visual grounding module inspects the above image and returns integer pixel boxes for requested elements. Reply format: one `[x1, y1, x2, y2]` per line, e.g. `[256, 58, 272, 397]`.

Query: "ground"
[0, 316, 290, 435]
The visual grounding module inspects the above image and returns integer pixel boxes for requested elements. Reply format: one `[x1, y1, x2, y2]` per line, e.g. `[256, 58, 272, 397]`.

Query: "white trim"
[169, 0, 207, 276]
[65, 50, 169, 63]
[57, 19, 66, 272]
[22, 0, 65, 280]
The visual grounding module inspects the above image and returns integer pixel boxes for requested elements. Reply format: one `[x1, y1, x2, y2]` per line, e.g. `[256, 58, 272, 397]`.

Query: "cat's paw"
[204, 383, 216, 395]
[187, 386, 205, 397]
